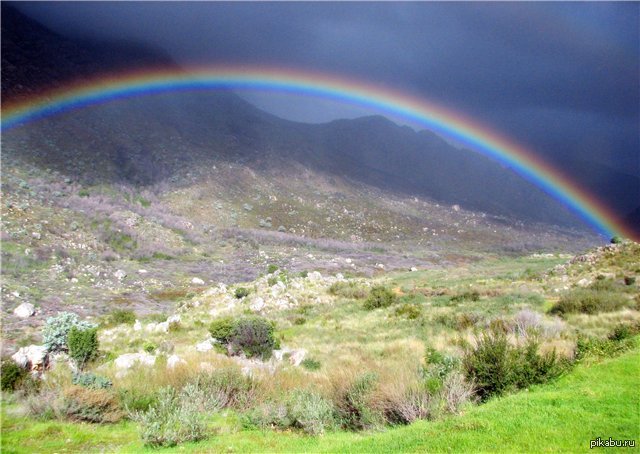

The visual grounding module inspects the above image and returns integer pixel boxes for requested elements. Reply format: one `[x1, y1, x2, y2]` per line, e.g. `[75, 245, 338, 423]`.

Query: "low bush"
[42, 312, 96, 352]
[287, 389, 336, 435]
[208, 317, 236, 343]
[234, 287, 250, 299]
[119, 388, 158, 413]
[329, 281, 368, 300]
[450, 290, 480, 303]
[333, 372, 382, 430]
[394, 303, 422, 319]
[185, 368, 258, 411]
[107, 309, 136, 326]
[382, 382, 434, 425]
[301, 358, 322, 371]
[61, 386, 124, 423]
[266, 264, 279, 274]
[463, 329, 564, 401]
[67, 327, 99, 369]
[143, 342, 157, 354]
[575, 322, 640, 360]
[363, 286, 397, 310]
[133, 387, 207, 447]
[1, 359, 26, 391]
[72, 372, 112, 390]
[549, 287, 630, 316]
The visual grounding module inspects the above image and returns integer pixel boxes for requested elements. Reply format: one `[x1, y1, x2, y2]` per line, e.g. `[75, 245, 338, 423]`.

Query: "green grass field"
[3, 341, 638, 453]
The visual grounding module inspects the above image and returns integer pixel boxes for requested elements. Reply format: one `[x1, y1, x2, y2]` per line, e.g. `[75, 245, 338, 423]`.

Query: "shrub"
[363, 286, 397, 310]
[182, 368, 258, 411]
[608, 321, 640, 342]
[266, 264, 279, 274]
[611, 236, 623, 244]
[394, 303, 422, 319]
[143, 342, 157, 354]
[288, 389, 336, 435]
[549, 287, 630, 316]
[299, 271, 308, 278]
[450, 290, 480, 303]
[72, 372, 112, 390]
[108, 309, 136, 326]
[209, 316, 237, 343]
[229, 316, 277, 360]
[462, 329, 563, 401]
[624, 276, 636, 286]
[301, 358, 321, 371]
[329, 281, 368, 299]
[133, 387, 207, 447]
[1, 359, 26, 391]
[61, 386, 123, 423]
[334, 372, 381, 430]
[67, 327, 99, 369]
[382, 382, 434, 425]
[234, 287, 250, 299]
[42, 312, 96, 353]
[439, 372, 475, 415]
[119, 388, 158, 413]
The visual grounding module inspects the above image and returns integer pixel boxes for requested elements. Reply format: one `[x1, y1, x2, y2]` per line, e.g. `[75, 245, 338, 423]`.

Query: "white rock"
[307, 271, 322, 282]
[11, 291, 20, 298]
[250, 297, 265, 312]
[345, 258, 352, 264]
[145, 323, 157, 333]
[114, 353, 156, 370]
[11, 345, 48, 371]
[577, 278, 592, 287]
[32, 232, 41, 240]
[155, 322, 169, 333]
[191, 277, 205, 285]
[335, 273, 345, 281]
[114, 269, 127, 280]
[167, 354, 186, 369]
[289, 349, 307, 367]
[167, 314, 181, 328]
[138, 269, 148, 274]
[133, 320, 142, 331]
[13, 302, 35, 318]
[376, 263, 385, 270]
[196, 340, 213, 352]
[410, 267, 418, 272]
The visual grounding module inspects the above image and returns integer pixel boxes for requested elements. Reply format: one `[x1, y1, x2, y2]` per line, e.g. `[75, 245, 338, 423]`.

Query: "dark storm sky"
[12, 2, 640, 182]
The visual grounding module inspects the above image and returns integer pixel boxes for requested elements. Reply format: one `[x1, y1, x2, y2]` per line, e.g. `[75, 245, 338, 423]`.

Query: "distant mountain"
[0, 4, 608, 231]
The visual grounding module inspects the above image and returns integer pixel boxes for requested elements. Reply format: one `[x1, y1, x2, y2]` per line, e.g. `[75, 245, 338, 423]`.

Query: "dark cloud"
[11, 2, 640, 184]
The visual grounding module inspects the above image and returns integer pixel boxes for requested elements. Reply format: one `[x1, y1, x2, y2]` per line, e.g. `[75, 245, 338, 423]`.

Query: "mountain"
[1, 4, 597, 230]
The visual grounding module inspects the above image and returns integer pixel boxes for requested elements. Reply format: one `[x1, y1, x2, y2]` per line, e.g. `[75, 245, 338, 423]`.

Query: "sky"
[12, 2, 640, 209]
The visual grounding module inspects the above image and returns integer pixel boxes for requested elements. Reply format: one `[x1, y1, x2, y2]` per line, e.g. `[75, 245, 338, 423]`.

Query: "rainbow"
[1, 66, 635, 241]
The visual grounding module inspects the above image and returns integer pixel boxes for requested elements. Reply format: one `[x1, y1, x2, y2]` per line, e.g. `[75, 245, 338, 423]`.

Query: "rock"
[191, 277, 205, 285]
[167, 314, 181, 329]
[114, 353, 156, 370]
[13, 302, 35, 318]
[114, 269, 127, 280]
[133, 320, 142, 331]
[577, 278, 592, 287]
[167, 355, 186, 369]
[410, 267, 418, 272]
[452, 204, 460, 212]
[158, 341, 175, 354]
[250, 297, 265, 312]
[272, 349, 286, 361]
[138, 269, 148, 274]
[155, 321, 169, 333]
[376, 263, 385, 270]
[12, 345, 48, 372]
[31, 232, 41, 240]
[243, 203, 253, 211]
[307, 271, 322, 282]
[145, 322, 157, 333]
[289, 349, 307, 367]
[196, 340, 213, 352]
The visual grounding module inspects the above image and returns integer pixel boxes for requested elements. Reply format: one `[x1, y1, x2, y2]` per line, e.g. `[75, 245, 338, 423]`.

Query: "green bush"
[334, 372, 382, 430]
[549, 287, 630, 316]
[1, 359, 26, 391]
[42, 312, 96, 352]
[267, 264, 279, 274]
[72, 372, 112, 390]
[61, 386, 123, 423]
[133, 387, 207, 447]
[299, 271, 308, 278]
[209, 317, 236, 343]
[450, 290, 480, 303]
[229, 316, 277, 360]
[611, 236, 623, 244]
[234, 287, 250, 299]
[363, 286, 397, 310]
[624, 276, 636, 286]
[108, 310, 136, 326]
[143, 342, 157, 354]
[67, 327, 99, 368]
[462, 329, 563, 401]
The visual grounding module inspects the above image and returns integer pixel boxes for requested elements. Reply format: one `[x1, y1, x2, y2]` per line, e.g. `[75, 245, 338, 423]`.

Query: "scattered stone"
[13, 302, 35, 318]
[243, 203, 253, 211]
[114, 269, 127, 280]
[191, 277, 205, 285]
[114, 353, 156, 370]
[31, 232, 41, 240]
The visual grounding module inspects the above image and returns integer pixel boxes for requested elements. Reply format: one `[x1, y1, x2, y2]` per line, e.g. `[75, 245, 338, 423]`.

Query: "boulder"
[250, 297, 265, 312]
[12, 345, 48, 372]
[191, 277, 205, 285]
[289, 349, 307, 367]
[114, 269, 127, 280]
[196, 340, 213, 352]
[13, 302, 35, 318]
[155, 321, 169, 333]
[307, 271, 322, 282]
[167, 354, 186, 369]
[133, 320, 142, 331]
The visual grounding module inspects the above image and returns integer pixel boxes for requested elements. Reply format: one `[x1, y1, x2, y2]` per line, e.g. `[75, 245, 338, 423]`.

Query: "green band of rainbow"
[2, 66, 635, 241]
